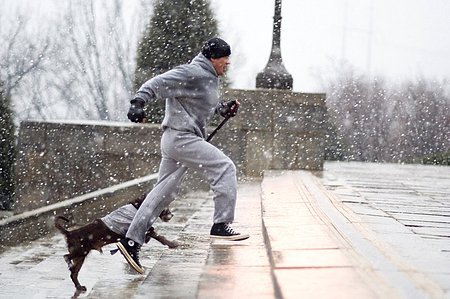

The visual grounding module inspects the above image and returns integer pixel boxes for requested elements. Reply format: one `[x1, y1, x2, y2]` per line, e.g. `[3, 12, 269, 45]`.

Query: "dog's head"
[129, 193, 148, 210]
[159, 208, 173, 222]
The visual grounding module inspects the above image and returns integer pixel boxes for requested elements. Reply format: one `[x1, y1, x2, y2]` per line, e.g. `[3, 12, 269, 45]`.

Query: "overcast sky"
[210, 0, 450, 92]
[2, 0, 449, 93]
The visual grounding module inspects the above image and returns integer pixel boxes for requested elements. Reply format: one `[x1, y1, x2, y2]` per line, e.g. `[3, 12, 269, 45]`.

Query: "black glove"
[127, 98, 146, 123]
[217, 100, 239, 118]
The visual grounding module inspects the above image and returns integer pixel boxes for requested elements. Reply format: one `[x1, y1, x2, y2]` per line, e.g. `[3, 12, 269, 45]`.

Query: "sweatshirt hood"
[191, 53, 218, 77]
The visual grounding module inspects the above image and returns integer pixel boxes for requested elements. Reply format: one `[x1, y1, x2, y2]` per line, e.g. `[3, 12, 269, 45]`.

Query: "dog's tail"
[54, 215, 70, 235]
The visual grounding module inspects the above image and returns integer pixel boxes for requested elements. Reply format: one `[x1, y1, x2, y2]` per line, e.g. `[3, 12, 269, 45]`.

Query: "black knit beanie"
[201, 37, 231, 59]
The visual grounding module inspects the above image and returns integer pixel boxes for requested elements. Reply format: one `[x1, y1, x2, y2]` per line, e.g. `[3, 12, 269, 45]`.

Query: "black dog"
[55, 194, 177, 291]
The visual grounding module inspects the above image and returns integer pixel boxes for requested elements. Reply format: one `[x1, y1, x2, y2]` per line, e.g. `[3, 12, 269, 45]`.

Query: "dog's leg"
[64, 254, 74, 269]
[70, 256, 87, 292]
[145, 228, 179, 248]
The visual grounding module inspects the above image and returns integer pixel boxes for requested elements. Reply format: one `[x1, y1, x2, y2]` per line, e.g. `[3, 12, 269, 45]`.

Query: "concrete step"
[260, 170, 400, 299]
[195, 179, 275, 299]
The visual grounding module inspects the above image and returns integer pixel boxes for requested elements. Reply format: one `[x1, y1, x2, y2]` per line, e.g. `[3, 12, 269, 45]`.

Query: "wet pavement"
[318, 162, 450, 299]
[0, 162, 449, 298]
[0, 180, 273, 299]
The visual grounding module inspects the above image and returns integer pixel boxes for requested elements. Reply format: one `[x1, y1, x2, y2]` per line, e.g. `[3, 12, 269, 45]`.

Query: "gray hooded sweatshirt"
[102, 55, 236, 240]
[135, 53, 220, 138]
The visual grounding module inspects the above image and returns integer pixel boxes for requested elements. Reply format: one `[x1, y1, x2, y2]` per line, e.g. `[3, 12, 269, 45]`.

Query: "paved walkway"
[318, 162, 450, 298]
[0, 162, 449, 299]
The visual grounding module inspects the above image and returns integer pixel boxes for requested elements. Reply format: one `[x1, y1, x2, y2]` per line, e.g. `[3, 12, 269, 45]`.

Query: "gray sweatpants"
[125, 128, 237, 245]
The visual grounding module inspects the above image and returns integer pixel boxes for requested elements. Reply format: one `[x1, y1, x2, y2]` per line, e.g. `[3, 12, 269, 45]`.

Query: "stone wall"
[13, 120, 163, 213]
[13, 88, 326, 213]
[222, 88, 327, 174]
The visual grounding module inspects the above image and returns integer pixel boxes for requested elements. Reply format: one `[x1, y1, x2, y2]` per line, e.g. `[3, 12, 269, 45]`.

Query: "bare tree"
[325, 66, 449, 163]
[7, 0, 147, 122]
[395, 79, 450, 160]
[47, 0, 144, 121]
[0, 14, 50, 101]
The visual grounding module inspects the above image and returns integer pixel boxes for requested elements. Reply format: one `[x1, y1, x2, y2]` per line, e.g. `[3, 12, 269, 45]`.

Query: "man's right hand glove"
[217, 100, 240, 118]
[127, 98, 146, 123]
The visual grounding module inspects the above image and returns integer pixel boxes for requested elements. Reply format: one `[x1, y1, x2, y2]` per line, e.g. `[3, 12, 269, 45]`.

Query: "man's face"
[211, 56, 230, 76]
